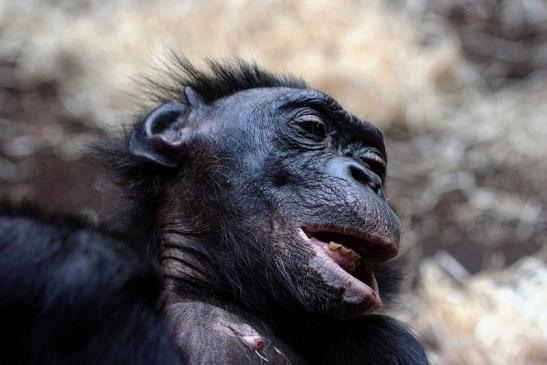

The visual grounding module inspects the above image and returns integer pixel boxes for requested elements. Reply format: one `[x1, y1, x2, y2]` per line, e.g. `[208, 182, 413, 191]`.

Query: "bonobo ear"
[184, 86, 207, 110]
[129, 87, 206, 168]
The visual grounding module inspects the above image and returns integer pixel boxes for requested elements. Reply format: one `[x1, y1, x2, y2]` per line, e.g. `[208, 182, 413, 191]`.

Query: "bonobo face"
[131, 84, 400, 315]
[200, 87, 400, 314]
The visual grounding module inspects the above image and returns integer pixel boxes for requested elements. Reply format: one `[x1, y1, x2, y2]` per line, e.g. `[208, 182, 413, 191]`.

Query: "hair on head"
[142, 53, 307, 105]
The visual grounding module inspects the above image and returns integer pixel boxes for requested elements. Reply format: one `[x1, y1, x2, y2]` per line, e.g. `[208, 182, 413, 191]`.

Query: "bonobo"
[0, 58, 428, 364]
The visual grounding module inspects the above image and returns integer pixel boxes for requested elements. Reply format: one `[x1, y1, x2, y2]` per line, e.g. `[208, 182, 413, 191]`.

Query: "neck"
[161, 232, 218, 302]
[160, 231, 305, 319]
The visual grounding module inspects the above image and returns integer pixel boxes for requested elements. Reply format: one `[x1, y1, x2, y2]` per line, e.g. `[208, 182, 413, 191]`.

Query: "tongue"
[323, 242, 361, 273]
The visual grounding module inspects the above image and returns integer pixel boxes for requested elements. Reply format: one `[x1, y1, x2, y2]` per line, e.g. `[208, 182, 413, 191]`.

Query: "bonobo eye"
[296, 116, 327, 141]
[361, 149, 386, 180]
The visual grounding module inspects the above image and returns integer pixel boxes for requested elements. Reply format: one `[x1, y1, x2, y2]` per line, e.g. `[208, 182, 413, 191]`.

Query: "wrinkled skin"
[130, 84, 427, 364]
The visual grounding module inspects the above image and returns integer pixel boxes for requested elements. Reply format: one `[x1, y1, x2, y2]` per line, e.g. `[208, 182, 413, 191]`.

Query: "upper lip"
[301, 225, 399, 262]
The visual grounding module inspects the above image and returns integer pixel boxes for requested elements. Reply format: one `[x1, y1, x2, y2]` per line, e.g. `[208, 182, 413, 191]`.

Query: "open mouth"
[299, 226, 398, 310]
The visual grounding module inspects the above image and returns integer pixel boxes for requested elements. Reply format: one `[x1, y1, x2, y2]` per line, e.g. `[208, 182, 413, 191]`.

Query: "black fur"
[0, 202, 185, 365]
[143, 54, 307, 104]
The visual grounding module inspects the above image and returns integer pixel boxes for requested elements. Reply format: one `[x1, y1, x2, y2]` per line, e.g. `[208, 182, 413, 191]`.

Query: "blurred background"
[0, 0, 545, 363]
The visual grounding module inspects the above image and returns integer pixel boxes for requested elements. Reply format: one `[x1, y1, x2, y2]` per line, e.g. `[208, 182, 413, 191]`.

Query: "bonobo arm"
[308, 314, 429, 365]
[350, 315, 428, 364]
[165, 301, 306, 365]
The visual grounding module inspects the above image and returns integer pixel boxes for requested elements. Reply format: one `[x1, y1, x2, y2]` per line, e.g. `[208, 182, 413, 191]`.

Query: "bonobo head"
[107, 59, 400, 317]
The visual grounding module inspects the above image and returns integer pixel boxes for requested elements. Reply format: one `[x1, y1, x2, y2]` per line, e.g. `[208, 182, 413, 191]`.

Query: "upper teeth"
[328, 241, 361, 263]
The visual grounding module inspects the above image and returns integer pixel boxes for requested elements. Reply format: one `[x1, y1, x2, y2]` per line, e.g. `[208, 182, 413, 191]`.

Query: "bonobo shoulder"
[0, 202, 185, 365]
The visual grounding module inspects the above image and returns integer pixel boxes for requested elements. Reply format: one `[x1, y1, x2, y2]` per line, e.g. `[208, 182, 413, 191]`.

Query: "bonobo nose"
[324, 158, 384, 197]
[348, 163, 382, 194]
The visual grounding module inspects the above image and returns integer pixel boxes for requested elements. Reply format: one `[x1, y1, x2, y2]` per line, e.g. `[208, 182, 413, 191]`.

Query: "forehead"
[210, 86, 305, 113]
[210, 87, 385, 149]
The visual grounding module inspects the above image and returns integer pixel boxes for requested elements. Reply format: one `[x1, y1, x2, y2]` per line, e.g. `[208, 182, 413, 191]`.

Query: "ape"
[0, 58, 428, 364]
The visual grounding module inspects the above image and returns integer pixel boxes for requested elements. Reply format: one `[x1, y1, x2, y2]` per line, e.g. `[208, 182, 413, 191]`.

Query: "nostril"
[374, 185, 385, 199]
[349, 164, 368, 186]
[348, 164, 382, 195]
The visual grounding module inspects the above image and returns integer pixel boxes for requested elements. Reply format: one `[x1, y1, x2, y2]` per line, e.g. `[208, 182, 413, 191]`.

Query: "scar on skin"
[219, 321, 265, 350]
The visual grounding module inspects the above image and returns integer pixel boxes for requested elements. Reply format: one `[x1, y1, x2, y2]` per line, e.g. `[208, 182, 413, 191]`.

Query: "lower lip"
[298, 229, 382, 310]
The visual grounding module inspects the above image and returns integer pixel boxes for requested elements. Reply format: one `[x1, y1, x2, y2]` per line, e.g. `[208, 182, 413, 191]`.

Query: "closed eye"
[360, 150, 386, 179]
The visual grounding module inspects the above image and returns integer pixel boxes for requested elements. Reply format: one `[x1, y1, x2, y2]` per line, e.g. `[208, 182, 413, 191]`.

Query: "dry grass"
[0, 0, 464, 130]
[402, 250, 547, 365]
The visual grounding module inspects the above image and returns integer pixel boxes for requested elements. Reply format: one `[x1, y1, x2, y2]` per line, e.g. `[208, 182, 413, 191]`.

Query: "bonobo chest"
[165, 301, 427, 365]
